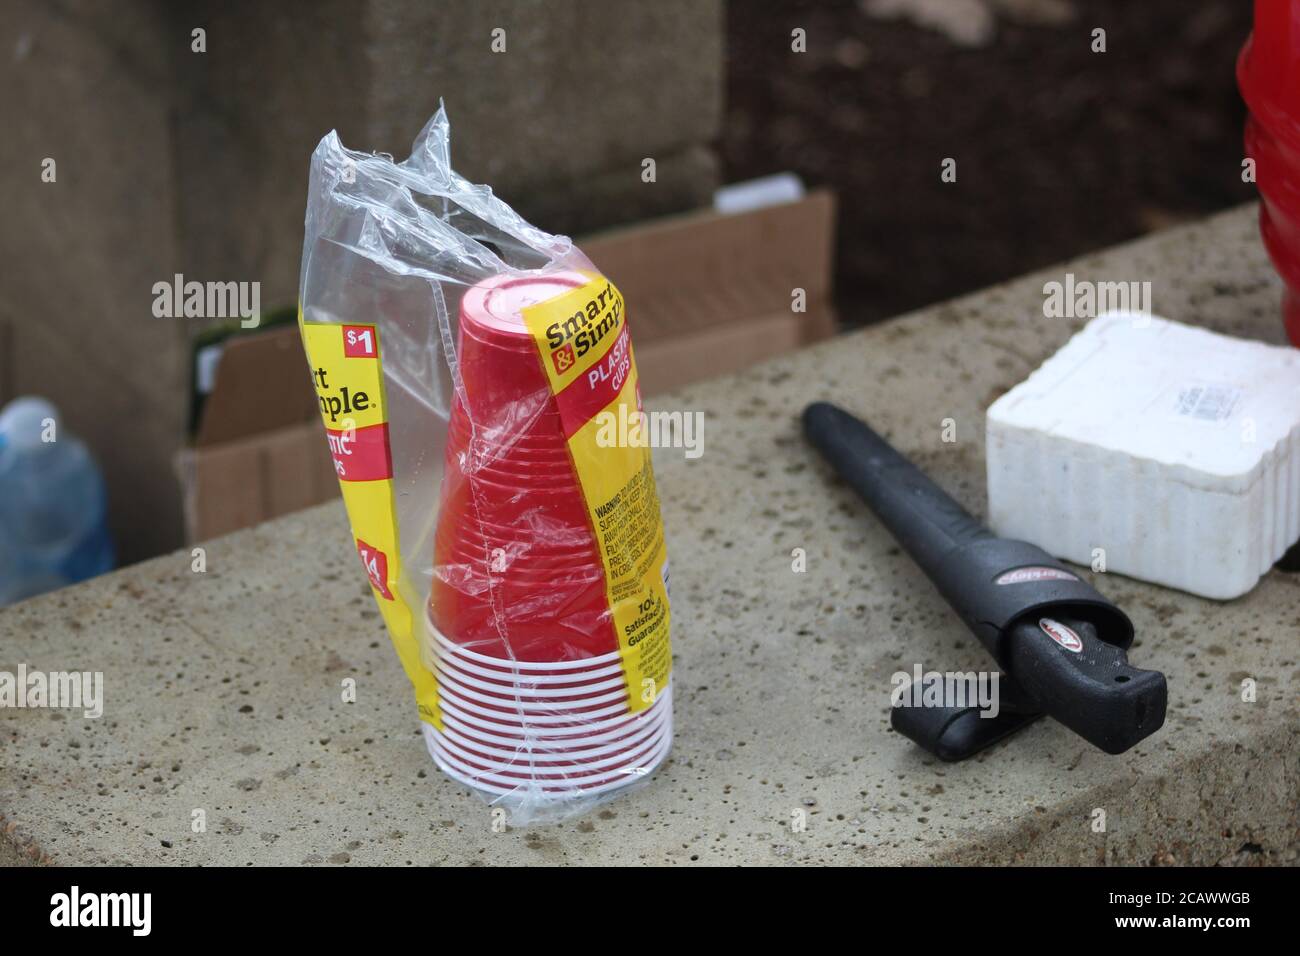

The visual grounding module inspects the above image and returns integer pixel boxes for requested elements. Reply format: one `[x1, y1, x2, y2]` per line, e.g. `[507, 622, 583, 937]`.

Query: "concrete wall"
[175, 0, 724, 308]
[364, 0, 723, 234]
[0, 0, 723, 563]
[0, 0, 186, 563]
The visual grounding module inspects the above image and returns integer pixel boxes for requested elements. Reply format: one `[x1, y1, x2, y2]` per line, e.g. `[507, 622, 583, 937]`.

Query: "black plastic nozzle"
[802, 401, 1167, 760]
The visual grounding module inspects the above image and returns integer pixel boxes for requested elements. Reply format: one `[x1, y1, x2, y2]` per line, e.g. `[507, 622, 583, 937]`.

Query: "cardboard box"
[177, 191, 836, 542]
[177, 327, 337, 543]
[582, 189, 837, 394]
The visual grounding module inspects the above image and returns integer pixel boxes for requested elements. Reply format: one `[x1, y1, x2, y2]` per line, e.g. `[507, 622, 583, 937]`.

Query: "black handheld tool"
[802, 401, 1167, 760]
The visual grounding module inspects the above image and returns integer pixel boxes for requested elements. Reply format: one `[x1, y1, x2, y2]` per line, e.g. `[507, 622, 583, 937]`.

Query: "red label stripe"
[553, 324, 634, 439]
[325, 421, 393, 482]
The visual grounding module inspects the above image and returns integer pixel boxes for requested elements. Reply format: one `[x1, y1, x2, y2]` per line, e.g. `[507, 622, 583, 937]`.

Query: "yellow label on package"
[521, 275, 672, 711]
[299, 318, 441, 728]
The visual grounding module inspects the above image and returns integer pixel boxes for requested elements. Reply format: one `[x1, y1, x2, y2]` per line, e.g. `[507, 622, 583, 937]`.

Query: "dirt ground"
[723, 0, 1257, 326]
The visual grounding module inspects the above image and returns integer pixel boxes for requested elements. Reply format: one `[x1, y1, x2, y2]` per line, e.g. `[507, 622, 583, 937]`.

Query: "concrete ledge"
[1, 204, 1297, 865]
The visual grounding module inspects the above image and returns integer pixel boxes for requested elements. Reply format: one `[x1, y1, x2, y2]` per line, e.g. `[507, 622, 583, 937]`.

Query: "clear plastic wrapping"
[298, 106, 673, 824]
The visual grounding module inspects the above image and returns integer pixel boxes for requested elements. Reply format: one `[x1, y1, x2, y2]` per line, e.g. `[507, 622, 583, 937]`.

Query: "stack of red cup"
[1241, 0, 1300, 346]
[426, 272, 672, 798]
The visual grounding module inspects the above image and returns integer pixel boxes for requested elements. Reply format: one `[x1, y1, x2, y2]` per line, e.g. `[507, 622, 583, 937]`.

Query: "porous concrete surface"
[2, 204, 1297, 865]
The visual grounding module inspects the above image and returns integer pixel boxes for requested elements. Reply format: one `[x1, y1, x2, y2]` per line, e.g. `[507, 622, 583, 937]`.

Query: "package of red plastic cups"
[424, 270, 672, 807]
[299, 106, 674, 824]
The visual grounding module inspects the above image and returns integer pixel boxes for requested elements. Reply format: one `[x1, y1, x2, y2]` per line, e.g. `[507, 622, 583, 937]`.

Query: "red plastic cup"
[433, 656, 627, 698]
[438, 723, 665, 770]
[439, 721, 661, 760]
[428, 613, 622, 669]
[439, 511, 599, 545]
[448, 444, 574, 474]
[434, 510, 604, 568]
[434, 538, 602, 570]
[437, 704, 666, 754]
[439, 452, 590, 514]
[431, 730, 667, 782]
[446, 420, 572, 455]
[431, 560, 609, 642]
[433, 685, 669, 745]
[430, 271, 618, 662]
[426, 658, 672, 779]
[424, 684, 673, 794]
[434, 666, 628, 709]
[428, 742, 666, 791]
[438, 699, 665, 746]
[434, 551, 608, 584]
[1240, 0, 1300, 346]
[435, 684, 630, 723]
[450, 453, 576, 481]
[445, 422, 572, 461]
[436, 720, 666, 769]
[432, 641, 619, 685]
[452, 272, 589, 431]
[434, 691, 668, 747]
[436, 693, 649, 738]
[447, 396, 568, 445]
[443, 461, 580, 493]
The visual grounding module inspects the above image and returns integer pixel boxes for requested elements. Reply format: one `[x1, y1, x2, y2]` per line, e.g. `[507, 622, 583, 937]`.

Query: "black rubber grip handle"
[1005, 615, 1166, 754]
[802, 402, 992, 573]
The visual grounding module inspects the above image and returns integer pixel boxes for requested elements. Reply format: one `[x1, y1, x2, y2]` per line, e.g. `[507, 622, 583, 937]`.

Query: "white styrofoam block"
[986, 312, 1300, 600]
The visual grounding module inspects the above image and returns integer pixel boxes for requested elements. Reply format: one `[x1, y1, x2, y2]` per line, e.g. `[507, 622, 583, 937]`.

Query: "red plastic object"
[429, 272, 618, 662]
[1240, 0, 1300, 346]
